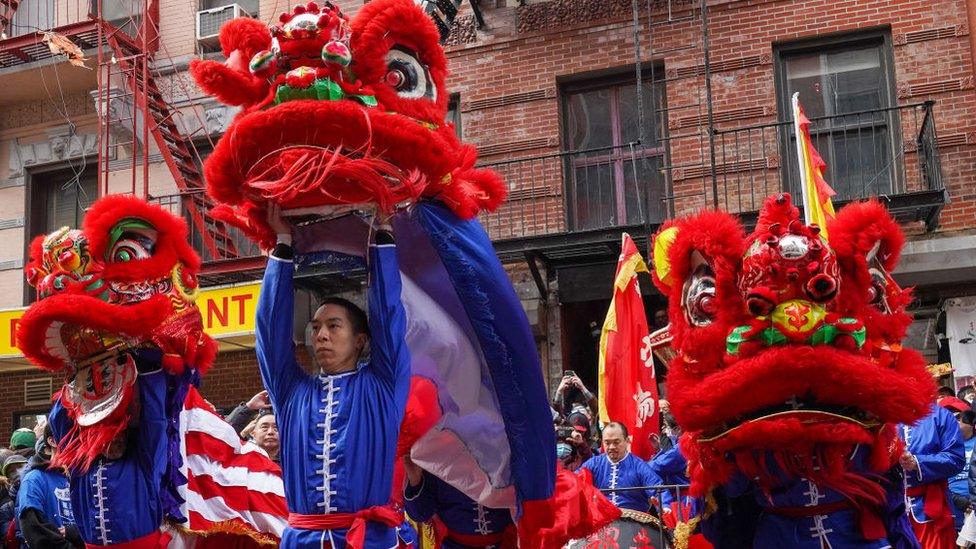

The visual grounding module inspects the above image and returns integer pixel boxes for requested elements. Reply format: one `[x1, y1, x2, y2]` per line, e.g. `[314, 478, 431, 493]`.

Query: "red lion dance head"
[19, 195, 215, 470]
[651, 194, 933, 501]
[189, 0, 505, 246]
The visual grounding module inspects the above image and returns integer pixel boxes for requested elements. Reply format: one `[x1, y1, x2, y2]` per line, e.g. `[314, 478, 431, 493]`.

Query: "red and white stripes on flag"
[177, 388, 288, 545]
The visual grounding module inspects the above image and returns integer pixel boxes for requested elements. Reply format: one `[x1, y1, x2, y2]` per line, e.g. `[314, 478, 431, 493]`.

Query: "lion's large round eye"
[384, 46, 435, 100]
[109, 230, 156, 263]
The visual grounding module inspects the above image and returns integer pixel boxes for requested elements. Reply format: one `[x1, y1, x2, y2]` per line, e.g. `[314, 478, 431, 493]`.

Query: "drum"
[566, 509, 672, 548]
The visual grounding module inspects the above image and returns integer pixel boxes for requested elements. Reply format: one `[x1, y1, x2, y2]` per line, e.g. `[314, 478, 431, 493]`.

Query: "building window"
[776, 31, 900, 201]
[8, 0, 55, 38]
[447, 93, 461, 138]
[561, 72, 668, 231]
[27, 169, 98, 237]
[12, 410, 49, 432]
[198, 0, 260, 17]
[25, 168, 98, 303]
[92, 0, 144, 37]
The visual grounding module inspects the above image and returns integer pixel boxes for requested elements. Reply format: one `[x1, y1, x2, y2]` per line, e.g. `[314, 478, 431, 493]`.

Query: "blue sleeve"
[48, 399, 72, 444]
[255, 256, 306, 406]
[915, 407, 965, 484]
[580, 456, 598, 476]
[650, 447, 688, 479]
[366, 242, 411, 404]
[136, 370, 170, 473]
[636, 461, 657, 511]
[403, 471, 438, 523]
[16, 472, 47, 516]
[644, 462, 670, 507]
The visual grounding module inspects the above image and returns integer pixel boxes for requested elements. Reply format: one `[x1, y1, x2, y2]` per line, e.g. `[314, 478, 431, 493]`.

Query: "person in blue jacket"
[17, 424, 82, 548]
[647, 438, 690, 513]
[260, 206, 411, 548]
[402, 461, 515, 548]
[901, 401, 966, 548]
[49, 350, 183, 547]
[580, 422, 657, 513]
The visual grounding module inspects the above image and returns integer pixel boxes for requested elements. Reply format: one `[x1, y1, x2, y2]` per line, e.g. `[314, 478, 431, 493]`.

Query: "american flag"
[177, 387, 288, 545]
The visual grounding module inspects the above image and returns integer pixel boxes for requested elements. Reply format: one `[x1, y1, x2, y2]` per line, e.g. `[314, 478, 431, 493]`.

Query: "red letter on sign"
[231, 294, 253, 325]
[207, 297, 228, 328]
[10, 318, 19, 347]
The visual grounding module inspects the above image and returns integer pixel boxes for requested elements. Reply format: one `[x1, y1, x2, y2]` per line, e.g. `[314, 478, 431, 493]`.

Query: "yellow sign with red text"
[0, 282, 261, 359]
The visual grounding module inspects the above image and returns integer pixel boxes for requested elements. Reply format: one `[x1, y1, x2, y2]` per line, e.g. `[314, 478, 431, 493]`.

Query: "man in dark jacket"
[0, 454, 26, 548]
[224, 390, 271, 435]
[225, 390, 279, 462]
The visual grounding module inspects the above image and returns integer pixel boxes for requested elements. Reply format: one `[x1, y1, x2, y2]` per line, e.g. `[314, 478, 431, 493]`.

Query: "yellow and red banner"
[0, 282, 261, 359]
[598, 233, 659, 460]
[791, 92, 837, 239]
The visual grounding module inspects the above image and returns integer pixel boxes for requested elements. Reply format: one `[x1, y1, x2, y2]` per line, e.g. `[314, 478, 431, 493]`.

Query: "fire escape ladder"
[102, 27, 239, 261]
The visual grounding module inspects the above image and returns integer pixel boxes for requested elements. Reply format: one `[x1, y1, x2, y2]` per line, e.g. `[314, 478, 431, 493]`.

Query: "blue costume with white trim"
[647, 439, 689, 508]
[699, 447, 919, 549]
[581, 453, 656, 512]
[257, 240, 411, 548]
[900, 403, 965, 524]
[404, 471, 513, 548]
[49, 364, 174, 545]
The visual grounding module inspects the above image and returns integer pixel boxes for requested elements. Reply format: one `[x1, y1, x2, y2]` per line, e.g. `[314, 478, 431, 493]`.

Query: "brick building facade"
[0, 0, 975, 442]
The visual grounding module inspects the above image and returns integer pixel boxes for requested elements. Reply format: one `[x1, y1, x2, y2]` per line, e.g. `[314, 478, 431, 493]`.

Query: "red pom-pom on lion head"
[190, 0, 505, 247]
[650, 194, 933, 500]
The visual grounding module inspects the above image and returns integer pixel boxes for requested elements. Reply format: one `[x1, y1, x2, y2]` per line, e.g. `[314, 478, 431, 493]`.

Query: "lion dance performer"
[900, 397, 964, 548]
[651, 193, 935, 548]
[189, 1, 619, 546]
[18, 195, 288, 547]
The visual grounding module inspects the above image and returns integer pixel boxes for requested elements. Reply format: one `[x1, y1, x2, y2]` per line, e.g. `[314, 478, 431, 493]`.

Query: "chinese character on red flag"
[598, 233, 659, 460]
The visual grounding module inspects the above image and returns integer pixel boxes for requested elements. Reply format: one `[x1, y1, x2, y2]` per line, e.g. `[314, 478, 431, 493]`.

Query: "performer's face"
[311, 304, 367, 373]
[602, 426, 629, 462]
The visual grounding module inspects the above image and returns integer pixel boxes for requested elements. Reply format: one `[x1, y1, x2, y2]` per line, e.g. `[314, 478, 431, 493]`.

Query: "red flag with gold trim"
[598, 233, 659, 460]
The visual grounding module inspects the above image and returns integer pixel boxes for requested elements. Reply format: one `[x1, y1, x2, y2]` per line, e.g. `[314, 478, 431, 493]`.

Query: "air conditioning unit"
[196, 4, 252, 48]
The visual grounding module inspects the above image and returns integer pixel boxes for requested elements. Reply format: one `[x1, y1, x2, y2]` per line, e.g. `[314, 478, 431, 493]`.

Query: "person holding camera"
[553, 371, 598, 424]
[556, 424, 593, 472]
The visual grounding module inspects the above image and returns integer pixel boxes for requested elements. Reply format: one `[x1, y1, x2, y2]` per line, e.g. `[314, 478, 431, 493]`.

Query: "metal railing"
[1, 0, 141, 39]
[146, 103, 945, 267]
[147, 193, 262, 264]
[712, 101, 945, 214]
[479, 143, 669, 242]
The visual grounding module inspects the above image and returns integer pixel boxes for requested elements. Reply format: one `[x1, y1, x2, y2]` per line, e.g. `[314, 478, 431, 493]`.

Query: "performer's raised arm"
[255, 204, 306, 404]
[365, 222, 411, 401]
[132, 351, 171, 473]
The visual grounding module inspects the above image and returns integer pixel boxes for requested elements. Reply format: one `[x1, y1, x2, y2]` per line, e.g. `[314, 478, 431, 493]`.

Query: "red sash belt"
[765, 500, 886, 540]
[907, 480, 950, 521]
[85, 530, 170, 549]
[288, 506, 401, 549]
